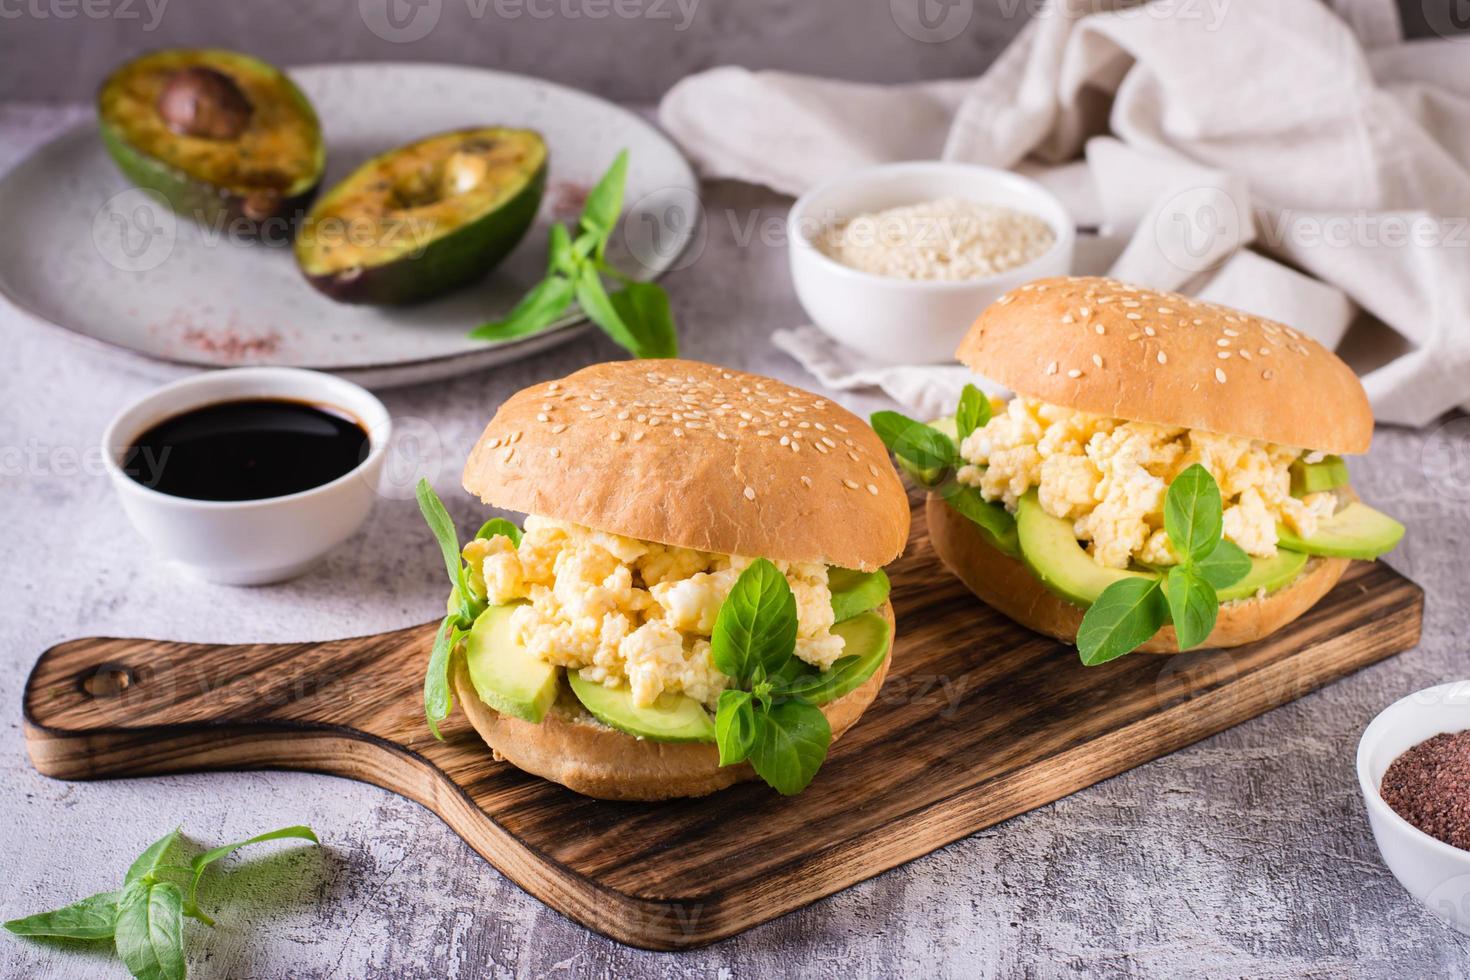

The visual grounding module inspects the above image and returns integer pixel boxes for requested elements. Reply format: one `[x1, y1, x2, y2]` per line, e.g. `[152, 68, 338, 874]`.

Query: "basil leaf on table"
[125, 830, 181, 885]
[184, 826, 318, 925]
[1164, 463, 1224, 563]
[1165, 566, 1219, 651]
[467, 275, 576, 342]
[1194, 538, 1252, 589]
[475, 517, 523, 546]
[748, 699, 833, 796]
[3, 891, 119, 939]
[608, 280, 678, 359]
[711, 559, 799, 682]
[1077, 577, 1169, 666]
[114, 879, 185, 980]
[715, 690, 758, 766]
[870, 411, 958, 484]
[955, 383, 992, 443]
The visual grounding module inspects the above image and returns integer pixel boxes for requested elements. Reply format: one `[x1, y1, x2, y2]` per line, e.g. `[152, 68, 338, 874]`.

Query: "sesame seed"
[1046, 361, 1058, 375]
[1239, 349, 1252, 360]
[549, 447, 561, 458]
[1262, 369, 1275, 380]
[1158, 307, 1174, 314]
[1157, 351, 1168, 364]
[867, 484, 879, 495]
[1094, 323, 1106, 335]
[743, 486, 756, 501]
[1223, 328, 1239, 337]
[609, 431, 623, 442]
[503, 447, 515, 462]
[536, 413, 549, 423]
[1060, 314, 1074, 324]
[1125, 312, 1142, 321]
[1215, 367, 1227, 383]
[800, 476, 813, 488]
[1127, 333, 1141, 341]
[1079, 307, 1091, 317]
[1216, 338, 1230, 347]
[1259, 347, 1271, 356]
[673, 428, 684, 437]
[1218, 351, 1231, 359]
[633, 430, 645, 442]
[843, 479, 860, 490]
[1144, 326, 1156, 337]
[1066, 368, 1083, 378]
[1092, 354, 1104, 369]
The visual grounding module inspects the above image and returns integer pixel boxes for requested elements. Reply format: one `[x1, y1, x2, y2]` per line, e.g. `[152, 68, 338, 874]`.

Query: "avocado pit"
[157, 66, 254, 140]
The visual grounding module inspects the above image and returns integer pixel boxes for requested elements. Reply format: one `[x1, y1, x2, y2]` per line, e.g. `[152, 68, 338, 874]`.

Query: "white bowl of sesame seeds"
[788, 161, 1075, 363]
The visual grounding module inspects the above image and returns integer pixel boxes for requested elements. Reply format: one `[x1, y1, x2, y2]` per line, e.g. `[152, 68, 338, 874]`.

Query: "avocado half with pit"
[294, 128, 548, 305]
[97, 49, 325, 237]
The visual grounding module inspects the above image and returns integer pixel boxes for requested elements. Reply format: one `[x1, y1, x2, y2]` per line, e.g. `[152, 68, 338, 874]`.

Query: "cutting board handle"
[23, 622, 438, 781]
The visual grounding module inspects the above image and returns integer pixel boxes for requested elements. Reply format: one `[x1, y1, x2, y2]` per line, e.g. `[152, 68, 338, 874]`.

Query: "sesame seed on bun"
[462, 360, 911, 570]
[957, 277, 1374, 454]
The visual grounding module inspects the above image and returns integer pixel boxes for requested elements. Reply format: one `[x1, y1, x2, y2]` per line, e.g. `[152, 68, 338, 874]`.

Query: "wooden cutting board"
[22, 500, 1423, 950]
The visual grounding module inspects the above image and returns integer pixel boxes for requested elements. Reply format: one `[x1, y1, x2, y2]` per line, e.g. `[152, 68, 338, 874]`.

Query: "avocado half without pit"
[294, 128, 548, 306]
[97, 49, 325, 234]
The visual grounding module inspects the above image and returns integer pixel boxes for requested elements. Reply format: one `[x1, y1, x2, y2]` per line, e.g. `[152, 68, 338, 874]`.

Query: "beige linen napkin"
[659, 0, 1470, 427]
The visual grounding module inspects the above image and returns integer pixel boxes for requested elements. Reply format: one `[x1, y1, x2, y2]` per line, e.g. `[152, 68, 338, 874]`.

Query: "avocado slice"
[1216, 550, 1308, 602]
[97, 49, 324, 236]
[829, 567, 890, 623]
[1290, 455, 1350, 497]
[1015, 491, 1157, 607]
[567, 672, 715, 743]
[295, 128, 547, 305]
[464, 603, 559, 724]
[1277, 502, 1404, 559]
[777, 611, 892, 705]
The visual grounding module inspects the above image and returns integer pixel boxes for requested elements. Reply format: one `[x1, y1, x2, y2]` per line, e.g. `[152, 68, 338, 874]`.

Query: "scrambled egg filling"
[462, 517, 845, 710]
[957, 396, 1338, 569]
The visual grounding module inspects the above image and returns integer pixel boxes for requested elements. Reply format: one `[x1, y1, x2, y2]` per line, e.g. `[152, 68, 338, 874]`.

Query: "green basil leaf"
[608, 281, 678, 359]
[125, 829, 181, 885]
[748, 699, 832, 795]
[115, 880, 185, 980]
[955, 384, 991, 443]
[547, 222, 575, 277]
[1165, 566, 1219, 651]
[715, 690, 757, 766]
[415, 479, 465, 590]
[870, 411, 957, 485]
[424, 615, 461, 741]
[1077, 577, 1168, 666]
[3, 891, 119, 939]
[578, 148, 629, 254]
[183, 826, 318, 925]
[1164, 464, 1224, 564]
[1195, 539, 1252, 589]
[939, 482, 1020, 557]
[574, 264, 646, 357]
[711, 558, 799, 682]
[468, 274, 576, 342]
[475, 518, 522, 546]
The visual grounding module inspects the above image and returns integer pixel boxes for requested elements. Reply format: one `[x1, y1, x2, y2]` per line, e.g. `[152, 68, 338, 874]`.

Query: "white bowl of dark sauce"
[103, 367, 391, 584]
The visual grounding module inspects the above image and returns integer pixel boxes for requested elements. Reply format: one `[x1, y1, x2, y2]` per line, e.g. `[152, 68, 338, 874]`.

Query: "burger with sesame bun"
[415, 359, 910, 800]
[873, 276, 1404, 666]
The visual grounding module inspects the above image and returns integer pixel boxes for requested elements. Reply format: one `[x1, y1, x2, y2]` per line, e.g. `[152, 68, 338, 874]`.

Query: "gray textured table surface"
[2, 103, 1469, 979]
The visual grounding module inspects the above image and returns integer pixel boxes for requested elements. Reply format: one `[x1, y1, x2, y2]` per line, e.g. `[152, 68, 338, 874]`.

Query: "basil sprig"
[5, 825, 317, 980]
[469, 150, 678, 359]
[871, 385, 1018, 556]
[1077, 464, 1251, 665]
[416, 479, 523, 739]
[711, 560, 834, 795]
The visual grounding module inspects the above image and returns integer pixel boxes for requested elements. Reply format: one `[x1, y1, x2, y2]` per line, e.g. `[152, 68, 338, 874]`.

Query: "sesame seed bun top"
[957, 276, 1374, 454]
[462, 360, 911, 571]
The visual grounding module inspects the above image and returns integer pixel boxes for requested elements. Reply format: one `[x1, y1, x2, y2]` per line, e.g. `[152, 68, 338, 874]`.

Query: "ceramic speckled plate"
[0, 63, 698, 388]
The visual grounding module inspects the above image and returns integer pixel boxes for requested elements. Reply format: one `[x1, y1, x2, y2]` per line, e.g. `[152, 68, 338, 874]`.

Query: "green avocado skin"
[301, 158, 547, 306]
[97, 54, 324, 241]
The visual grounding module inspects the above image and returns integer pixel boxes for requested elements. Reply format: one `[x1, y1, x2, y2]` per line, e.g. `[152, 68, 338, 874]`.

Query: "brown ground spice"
[1380, 729, 1470, 850]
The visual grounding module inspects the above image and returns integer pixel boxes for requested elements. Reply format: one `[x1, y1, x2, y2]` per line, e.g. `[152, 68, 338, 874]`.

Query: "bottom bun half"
[452, 601, 895, 800]
[925, 494, 1349, 654]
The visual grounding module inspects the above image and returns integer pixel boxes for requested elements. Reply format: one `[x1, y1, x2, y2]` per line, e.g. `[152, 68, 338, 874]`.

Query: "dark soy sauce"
[122, 398, 369, 501]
